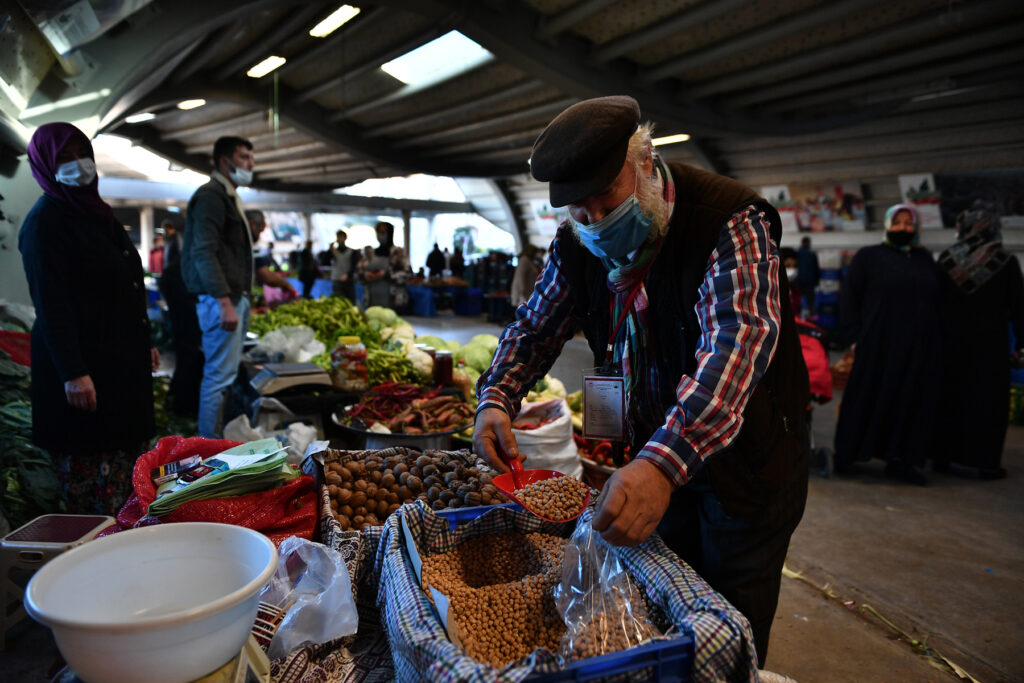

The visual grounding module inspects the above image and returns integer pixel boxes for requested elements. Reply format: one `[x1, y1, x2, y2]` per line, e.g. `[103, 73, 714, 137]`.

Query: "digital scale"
[249, 362, 332, 396]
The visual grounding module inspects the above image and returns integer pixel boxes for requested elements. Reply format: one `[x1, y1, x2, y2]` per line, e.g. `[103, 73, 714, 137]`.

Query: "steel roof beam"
[247, 141, 327, 161]
[726, 20, 1024, 109]
[256, 152, 355, 173]
[297, 27, 443, 104]
[214, 3, 326, 81]
[125, 79, 529, 178]
[276, 7, 386, 77]
[590, 0, 750, 64]
[363, 80, 547, 138]
[535, 0, 618, 40]
[162, 111, 267, 140]
[639, 0, 892, 85]
[687, 0, 1019, 99]
[394, 98, 576, 148]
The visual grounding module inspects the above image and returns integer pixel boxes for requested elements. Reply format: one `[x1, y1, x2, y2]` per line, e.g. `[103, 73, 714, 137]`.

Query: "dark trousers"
[159, 274, 203, 416]
[656, 470, 808, 666]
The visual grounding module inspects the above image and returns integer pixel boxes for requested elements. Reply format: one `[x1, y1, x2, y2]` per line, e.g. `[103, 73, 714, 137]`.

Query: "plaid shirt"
[478, 203, 781, 488]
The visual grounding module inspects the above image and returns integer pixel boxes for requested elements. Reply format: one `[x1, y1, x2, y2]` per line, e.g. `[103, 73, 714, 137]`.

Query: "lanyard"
[604, 283, 644, 367]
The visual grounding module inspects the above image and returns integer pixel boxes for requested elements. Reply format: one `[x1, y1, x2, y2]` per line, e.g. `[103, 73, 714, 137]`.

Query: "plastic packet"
[260, 536, 358, 660]
[553, 521, 661, 661]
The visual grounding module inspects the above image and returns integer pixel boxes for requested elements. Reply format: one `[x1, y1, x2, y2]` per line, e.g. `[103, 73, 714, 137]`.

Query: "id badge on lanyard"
[582, 366, 625, 441]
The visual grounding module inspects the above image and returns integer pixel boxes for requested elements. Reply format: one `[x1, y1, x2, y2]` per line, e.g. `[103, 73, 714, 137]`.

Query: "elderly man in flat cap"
[473, 95, 809, 665]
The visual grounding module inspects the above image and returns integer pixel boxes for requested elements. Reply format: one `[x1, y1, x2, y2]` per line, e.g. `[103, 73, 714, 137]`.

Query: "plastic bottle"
[330, 336, 369, 392]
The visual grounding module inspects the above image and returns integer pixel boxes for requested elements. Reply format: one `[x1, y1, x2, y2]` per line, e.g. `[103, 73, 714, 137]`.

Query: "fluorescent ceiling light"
[177, 99, 206, 110]
[310, 5, 361, 38]
[246, 55, 287, 78]
[652, 133, 691, 146]
[380, 31, 492, 86]
[125, 112, 156, 123]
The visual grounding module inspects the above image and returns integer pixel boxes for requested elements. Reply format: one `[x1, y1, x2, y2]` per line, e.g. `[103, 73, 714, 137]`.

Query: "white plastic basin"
[24, 522, 278, 683]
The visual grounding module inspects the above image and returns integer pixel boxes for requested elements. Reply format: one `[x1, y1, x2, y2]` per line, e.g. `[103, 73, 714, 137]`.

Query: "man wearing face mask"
[473, 96, 809, 665]
[181, 136, 256, 437]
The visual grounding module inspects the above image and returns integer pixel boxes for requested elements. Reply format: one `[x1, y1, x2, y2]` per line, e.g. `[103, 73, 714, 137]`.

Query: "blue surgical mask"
[572, 193, 652, 261]
[55, 158, 96, 187]
[228, 163, 253, 187]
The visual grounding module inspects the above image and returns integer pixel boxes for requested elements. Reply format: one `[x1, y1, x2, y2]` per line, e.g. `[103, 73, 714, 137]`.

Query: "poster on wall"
[528, 200, 567, 242]
[778, 182, 867, 232]
[760, 185, 800, 233]
[898, 173, 944, 229]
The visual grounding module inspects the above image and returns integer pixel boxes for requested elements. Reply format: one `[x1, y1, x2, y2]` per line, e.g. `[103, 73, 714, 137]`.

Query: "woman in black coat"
[19, 122, 158, 515]
[935, 203, 1024, 479]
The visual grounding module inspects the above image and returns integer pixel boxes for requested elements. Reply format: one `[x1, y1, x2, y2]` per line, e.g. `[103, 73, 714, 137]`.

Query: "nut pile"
[421, 531, 568, 668]
[326, 450, 507, 531]
[515, 476, 589, 521]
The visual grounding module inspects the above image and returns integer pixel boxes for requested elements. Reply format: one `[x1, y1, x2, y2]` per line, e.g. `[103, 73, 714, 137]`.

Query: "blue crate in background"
[820, 268, 843, 280]
[407, 285, 436, 317]
[433, 505, 695, 681]
[453, 287, 483, 316]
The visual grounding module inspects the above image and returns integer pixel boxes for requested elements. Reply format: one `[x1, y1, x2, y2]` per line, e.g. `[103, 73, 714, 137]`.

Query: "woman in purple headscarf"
[833, 204, 943, 485]
[18, 122, 158, 515]
[934, 203, 1024, 479]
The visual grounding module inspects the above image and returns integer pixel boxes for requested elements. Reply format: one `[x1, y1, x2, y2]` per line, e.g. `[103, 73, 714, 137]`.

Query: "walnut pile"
[326, 450, 507, 531]
[421, 531, 568, 668]
[514, 476, 589, 521]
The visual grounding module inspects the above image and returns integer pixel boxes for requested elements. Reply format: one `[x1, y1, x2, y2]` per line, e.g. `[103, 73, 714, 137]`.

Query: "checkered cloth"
[373, 501, 758, 682]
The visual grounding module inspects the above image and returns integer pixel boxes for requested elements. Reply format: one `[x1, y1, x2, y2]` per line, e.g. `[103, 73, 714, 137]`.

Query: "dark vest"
[559, 163, 809, 516]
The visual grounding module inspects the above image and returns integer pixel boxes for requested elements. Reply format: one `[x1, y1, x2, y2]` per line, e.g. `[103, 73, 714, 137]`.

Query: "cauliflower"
[526, 374, 568, 401]
[404, 342, 434, 381]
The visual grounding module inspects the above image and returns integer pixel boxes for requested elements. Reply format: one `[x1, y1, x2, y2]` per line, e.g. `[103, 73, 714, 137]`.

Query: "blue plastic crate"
[433, 506, 694, 682]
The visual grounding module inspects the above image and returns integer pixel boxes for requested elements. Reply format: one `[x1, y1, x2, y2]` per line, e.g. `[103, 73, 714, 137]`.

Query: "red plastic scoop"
[492, 456, 591, 523]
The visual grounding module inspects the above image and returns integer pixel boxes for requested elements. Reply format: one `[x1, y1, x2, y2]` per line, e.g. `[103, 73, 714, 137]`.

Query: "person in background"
[299, 239, 320, 298]
[19, 122, 158, 515]
[795, 236, 820, 316]
[473, 96, 808, 664]
[148, 232, 165, 274]
[181, 135, 255, 438]
[359, 221, 411, 309]
[450, 248, 465, 278]
[245, 210, 298, 299]
[330, 229, 356, 300]
[834, 204, 942, 485]
[934, 203, 1024, 479]
[780, 247, 803, 315]
[426, 242, 446, 278]
[158, 219, 203, 416]
[509, 243, 541, 307]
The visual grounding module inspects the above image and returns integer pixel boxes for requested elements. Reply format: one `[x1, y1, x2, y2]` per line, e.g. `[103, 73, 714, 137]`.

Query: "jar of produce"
[434, 349, 453, 386]
[330, 336, 369, 392]
[420, 345, 437, 360]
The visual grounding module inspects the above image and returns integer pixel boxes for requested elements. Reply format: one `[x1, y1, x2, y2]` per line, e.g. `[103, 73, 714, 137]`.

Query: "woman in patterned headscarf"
[834, 204, 943, 485]
[19, 122, 158, 515]
[934, 203, 1024, 479]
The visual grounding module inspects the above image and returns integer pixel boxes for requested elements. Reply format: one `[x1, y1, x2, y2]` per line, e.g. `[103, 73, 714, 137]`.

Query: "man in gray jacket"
[181, 136, 255, 437]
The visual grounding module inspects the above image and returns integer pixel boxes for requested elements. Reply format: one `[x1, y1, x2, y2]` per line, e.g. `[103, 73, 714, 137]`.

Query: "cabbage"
[365, 306, 399, 331]
[414, 335, 449, 351]
[461, 344, 494, 373]
[469, 334, 500, 354]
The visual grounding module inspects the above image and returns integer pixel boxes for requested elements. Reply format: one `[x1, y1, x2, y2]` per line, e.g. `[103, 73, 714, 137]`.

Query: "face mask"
[886, 231, 915, 247]
[572, 194, 652, 261]
[785, 267, 798, 280]
[54, 158, 96, 187]
[227, 163, 253, 187]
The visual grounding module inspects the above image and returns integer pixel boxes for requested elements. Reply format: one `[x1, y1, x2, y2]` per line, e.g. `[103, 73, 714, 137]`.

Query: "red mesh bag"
[111, 435, 318, 547]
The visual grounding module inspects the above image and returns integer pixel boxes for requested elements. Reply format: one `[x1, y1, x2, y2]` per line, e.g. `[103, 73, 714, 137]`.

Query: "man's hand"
[472, 407, 523, 473]
[218, 297, 239, 331]
[592, 459, 675, 546]
[150, 347, 160, 372]
[65, 375, 97, 411]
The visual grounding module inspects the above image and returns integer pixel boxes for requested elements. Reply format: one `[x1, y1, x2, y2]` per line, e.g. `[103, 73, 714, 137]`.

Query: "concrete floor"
[2, 313, 1021, 681]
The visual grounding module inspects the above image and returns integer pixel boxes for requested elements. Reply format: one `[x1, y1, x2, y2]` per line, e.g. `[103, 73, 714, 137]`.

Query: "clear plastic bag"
[260, 536, 358, 660]
[253, 325, 325, 363]
[553, 521, 661, 661]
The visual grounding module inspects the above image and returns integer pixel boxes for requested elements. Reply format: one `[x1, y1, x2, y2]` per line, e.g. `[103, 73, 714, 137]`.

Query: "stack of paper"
[148, 438, 301, 517]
